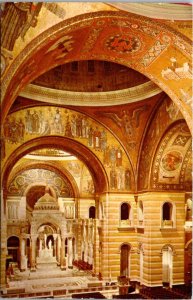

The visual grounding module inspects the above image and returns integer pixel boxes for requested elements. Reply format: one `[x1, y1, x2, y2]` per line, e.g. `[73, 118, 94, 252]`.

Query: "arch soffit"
[2, 136, 109, 194]
[7, 161, 80, 198]
[2, 11, 192, 129]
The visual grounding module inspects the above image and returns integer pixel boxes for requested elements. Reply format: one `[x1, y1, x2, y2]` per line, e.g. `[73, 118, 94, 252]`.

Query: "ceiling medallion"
[105, 34, 141, 54]
[161, 150, 183, 172]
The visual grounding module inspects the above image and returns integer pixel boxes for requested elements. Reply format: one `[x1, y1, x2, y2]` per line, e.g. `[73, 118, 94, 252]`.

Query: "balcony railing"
[119, 219, 132, 227]
[162, 220, 173, 227]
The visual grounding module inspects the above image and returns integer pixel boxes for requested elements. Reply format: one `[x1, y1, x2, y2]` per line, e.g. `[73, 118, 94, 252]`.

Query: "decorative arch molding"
[20, 81, 162, 107]
[2, 11, 192, 129]
[7, 162, 79, 198]
[2, 136, 109, 198]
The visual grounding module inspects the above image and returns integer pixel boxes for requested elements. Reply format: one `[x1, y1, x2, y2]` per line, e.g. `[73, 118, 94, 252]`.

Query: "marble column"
[53, 234, 57, 257]
[21, 239, 25, 256]
[20, 239, 27, 271]
[60, 237, 66, 270]
[30, 236, 37, 272]
[57, 235, 61, 265]
[68, 237, 73, 269]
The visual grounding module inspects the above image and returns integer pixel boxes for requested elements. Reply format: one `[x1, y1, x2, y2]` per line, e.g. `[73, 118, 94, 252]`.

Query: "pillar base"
[0, 285, 7, 295]
[20, 269, 26, 272]
[30, 268, 36, 272]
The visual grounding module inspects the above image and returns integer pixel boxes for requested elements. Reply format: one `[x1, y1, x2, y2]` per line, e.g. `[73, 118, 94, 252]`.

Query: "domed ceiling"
[32, 60, 148, 92]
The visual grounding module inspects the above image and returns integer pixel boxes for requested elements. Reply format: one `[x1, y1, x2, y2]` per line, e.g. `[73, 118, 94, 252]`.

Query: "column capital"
[31, 234, 38, 241]
[53, 233, 58, 240]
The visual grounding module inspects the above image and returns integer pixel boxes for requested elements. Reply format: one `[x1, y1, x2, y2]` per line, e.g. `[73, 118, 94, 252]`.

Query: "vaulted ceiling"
[1, 2, 192, 204]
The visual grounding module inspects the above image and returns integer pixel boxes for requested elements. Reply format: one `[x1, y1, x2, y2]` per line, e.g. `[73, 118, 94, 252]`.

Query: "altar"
[36, 238, 57, 268]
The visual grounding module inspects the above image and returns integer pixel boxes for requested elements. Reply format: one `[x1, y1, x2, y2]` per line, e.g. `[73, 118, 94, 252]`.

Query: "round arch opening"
[2, 136, 108, 200]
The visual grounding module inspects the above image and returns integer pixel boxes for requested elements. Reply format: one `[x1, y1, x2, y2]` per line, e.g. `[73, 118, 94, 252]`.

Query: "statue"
[48, 240, 52, 250]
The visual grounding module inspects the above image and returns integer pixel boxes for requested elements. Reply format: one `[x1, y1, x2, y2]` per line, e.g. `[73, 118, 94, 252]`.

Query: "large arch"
[7, 162, 80, 199]
[2, 136, 109, 200]
[2, 11, 192, 129]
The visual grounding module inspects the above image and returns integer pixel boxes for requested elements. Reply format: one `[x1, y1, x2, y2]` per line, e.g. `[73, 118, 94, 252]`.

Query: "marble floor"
[6, 265, 119, 298]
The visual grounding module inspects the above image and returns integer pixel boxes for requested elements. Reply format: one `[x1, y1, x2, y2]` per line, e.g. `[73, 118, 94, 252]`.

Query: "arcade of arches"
[1, 2, 192, 298]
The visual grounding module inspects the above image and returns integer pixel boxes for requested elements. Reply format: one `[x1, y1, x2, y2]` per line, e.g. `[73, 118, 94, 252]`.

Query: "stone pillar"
[57, 235, 61, 265]
[76, 217, 82, 260]
[53, 234, 57, 257]
[21, 239, 25, 256]
[60, 237, 66, 270]
[30, 236, 37, 272]
[85, 220, 89, 263]
[20, 239, 27, 271]
[71, 224, 77, 261]
[93, 219, 100, 275]
[68, 237, 73, 269]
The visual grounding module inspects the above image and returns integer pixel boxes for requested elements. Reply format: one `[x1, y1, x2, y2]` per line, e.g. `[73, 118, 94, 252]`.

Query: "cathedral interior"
[0, 2, 192, 299]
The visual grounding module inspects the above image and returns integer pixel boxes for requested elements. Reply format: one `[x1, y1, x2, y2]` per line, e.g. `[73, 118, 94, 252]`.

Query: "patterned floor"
[8, 266, 103, 293]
